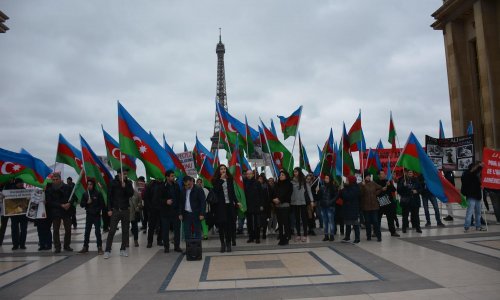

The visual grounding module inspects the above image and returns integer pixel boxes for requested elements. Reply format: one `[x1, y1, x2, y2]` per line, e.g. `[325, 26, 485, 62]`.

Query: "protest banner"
[481, 147, 500, 189]
[425, 135, 474, 171]
[177, 151, 197, 177]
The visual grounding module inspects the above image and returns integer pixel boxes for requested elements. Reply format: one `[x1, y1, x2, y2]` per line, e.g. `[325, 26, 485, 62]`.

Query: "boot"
[78, 246, 89, 254]
[97, 247, 104, 255]
[322, 234, 329, 241]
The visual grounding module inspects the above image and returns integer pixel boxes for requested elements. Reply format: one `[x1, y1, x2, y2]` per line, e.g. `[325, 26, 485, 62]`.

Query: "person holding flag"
[212, 164, 241, 253]
[78, 178, 105, 255]
[104, 169, 134, 259]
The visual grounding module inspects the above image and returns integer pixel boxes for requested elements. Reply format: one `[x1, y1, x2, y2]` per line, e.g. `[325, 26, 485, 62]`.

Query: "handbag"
[336, 197, 343, 206]
[377, 194, 391, 207]
[206, 191, 218, 205]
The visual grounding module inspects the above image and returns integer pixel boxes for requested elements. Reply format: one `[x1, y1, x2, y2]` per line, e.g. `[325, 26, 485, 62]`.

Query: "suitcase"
[186, 239, 202, 261]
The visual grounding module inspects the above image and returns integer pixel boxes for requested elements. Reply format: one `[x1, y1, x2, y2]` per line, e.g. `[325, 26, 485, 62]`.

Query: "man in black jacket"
[179, 176, 206, 240]
[45, 172, 73, 253]
[154, 170, 182, 253]
[244, 170, 264, 243]
[462, 161, 485, 232]
[144, 179, 163, 248]
[78, 179, 105, 254]
[374, 170, 400, 237]
[104, 169, 134, 259]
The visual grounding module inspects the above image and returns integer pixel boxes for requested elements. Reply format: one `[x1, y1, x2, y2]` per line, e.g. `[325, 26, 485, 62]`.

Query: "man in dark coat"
[78, 178, 105, 254]
[45, 172, 73, 253]
[244, 170, 264, 243]
[397, 170, 422, 233]
[104, 169, 134, 259]
[179, 176, 206, 240]
[145, 178, 163, 248]
[462, 161, 485, 232]
[154, 170, 182, 253]
[374, 170, 399, 237]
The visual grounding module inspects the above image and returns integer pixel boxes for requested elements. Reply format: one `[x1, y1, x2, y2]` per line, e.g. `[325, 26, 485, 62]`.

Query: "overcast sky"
[1, 1, 450, 177]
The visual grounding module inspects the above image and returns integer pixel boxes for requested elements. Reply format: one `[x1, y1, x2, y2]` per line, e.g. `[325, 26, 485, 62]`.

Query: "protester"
[462, 161, 486, 232]
[104, 169, 134, 259]
[272, 170, 293, 246]
[317, 174, 338, 241]
[179, 176, 206, 242]
[291, 167, 309, 242]
[10, 178, 28, 250]
[397, 170, 422, 233]
[66, 177, 78, 229]
[305, 174, 317, 236]
[243, 170, 264, 244]
[78, 179, 104, 254]
[374, 170, 399, 237]
[257, 173, 272, 239]
[419, 175, 445, 227]
[45, 172, 73, 253]
[196, 178, 210, 240]
[341, 175, 361, 243]
[144, 178, 163, 248]
[129, 179, 143, 248]
[442, 171, 455, 221]
[154, 170, 182, 253]
[212, 165, 240, 252]
[360, 173, 382, 242]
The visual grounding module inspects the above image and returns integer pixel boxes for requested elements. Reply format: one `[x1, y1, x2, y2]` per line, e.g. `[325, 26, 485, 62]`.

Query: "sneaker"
[477, 227, 487, 231]
[104, 251, 111, 259]
[120, 249, 128, 257]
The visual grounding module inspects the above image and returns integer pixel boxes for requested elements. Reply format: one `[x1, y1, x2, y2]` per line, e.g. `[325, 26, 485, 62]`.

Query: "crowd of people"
[1, 161, 499, 257]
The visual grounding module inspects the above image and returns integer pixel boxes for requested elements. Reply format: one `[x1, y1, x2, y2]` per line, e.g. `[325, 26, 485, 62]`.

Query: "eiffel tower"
[210, 29, 228, 153]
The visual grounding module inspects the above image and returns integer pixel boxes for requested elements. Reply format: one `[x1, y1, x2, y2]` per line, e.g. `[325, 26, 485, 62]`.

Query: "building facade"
[431, 0, 500, 156]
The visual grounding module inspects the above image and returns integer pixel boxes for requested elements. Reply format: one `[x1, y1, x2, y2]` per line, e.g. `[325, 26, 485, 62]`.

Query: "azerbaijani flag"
[0, 148, 52, 187]
[376, 139, 384, 150]
[228, 141, 247, 214]
[260, 120, 294, 175]
[102, 127, 137, 180]
[439, 120, 445, 139]
[118, 102, 174, 180]
[55, 134, 87, 200]
[342, 123, 355, 176]
[388, 111, 397, 150]
[198, 156, 214, 189]
[313, 145, 322, 177]
[193, 135, 214, 171]
[319, 129, 335, 179]
[277, 105, 302, 140]
[365, 148, 382, 179]
[216, 102, 259, 154]
[396, 132, 467, 207]
[163, 134, 187, 183]
[298, 133, 312, 173]
[270, 119, 278, 137]
[348, 110, 366, 152]
[80, 135, 113, 203]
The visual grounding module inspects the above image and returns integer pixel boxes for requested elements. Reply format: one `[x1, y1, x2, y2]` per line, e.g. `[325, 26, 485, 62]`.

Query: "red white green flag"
[388, 111, 397, 150]
[228, 141, 247, 214]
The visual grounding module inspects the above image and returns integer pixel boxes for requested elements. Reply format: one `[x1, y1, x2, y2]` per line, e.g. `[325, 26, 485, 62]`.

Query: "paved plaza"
[1, 206, 500, 300]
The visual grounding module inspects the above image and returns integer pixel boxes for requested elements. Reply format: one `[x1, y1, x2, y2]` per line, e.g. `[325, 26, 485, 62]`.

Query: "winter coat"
[291, 179, 307, 206]
[180, 185, 206, 217]
[461, 169, 482, 200]
[360, 181, 382, 211]
[318, 183, 339, 208]
[80, 189, 105, 216]
[340, 184, 361, 221]
[129, 190, 141, 221]
[212, 178, 238, 224]
[152, 181, 181, 217]
[107, 178, 134, 211]
[397, 176, 421, 208]
[45, 183, 72, 218]
[244, 178, 264, 214]
[273, 180, 293, 208]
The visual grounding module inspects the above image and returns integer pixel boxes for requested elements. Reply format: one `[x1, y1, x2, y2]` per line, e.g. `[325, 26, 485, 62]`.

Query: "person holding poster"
[45, 173, 73, 253]
[10, 179, 28, 250]
[462, 161, 486, 232]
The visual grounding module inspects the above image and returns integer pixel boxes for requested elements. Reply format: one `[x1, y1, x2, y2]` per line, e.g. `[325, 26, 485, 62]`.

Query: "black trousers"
[292, 205, 308, 237]
[160, 215, 180, 249]
[247, 212, 261, 240]
[11, 215, 28, 247]
[276, 207, 291, 242]
[147, 210, 162, 245]
[402, 205, 421, 230]
[378, 203, 397, 234]
[105, 209, 130, 251]
[219, 204, 236, 246]
[52, 216, 72, 250]
[0, 216, 9, 245]
[36, 218, 52, 248]
[83, 214, 102, 248]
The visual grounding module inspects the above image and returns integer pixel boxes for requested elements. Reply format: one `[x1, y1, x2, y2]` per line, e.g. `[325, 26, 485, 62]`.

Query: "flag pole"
[67, 169, 84, 204]
[287, 106, 302, 171]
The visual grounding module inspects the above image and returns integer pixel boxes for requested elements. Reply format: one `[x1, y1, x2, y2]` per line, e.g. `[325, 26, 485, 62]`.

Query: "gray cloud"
[1, 0, 451, 174]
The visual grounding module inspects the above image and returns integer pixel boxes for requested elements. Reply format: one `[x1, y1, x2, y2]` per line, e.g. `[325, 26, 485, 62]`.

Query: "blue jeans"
[183, 212, 201, 240]
[464, 198, 482, 229]
[422, 195, 441, 224]
[320, 207, 335, 235]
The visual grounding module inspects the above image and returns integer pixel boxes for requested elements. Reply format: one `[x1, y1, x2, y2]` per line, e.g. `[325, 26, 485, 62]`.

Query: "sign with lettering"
[425, 135, 474, 171]
[481, 147, 500, 189]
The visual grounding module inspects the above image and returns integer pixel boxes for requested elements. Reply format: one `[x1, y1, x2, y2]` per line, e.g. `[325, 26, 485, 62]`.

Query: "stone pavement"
[1, 205, 499, 300]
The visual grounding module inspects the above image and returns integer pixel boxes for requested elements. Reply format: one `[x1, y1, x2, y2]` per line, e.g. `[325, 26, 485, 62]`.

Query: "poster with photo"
[425, 135, 474, 171]
[26, 189, 46, 219]
[1, 189, 31, 216]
